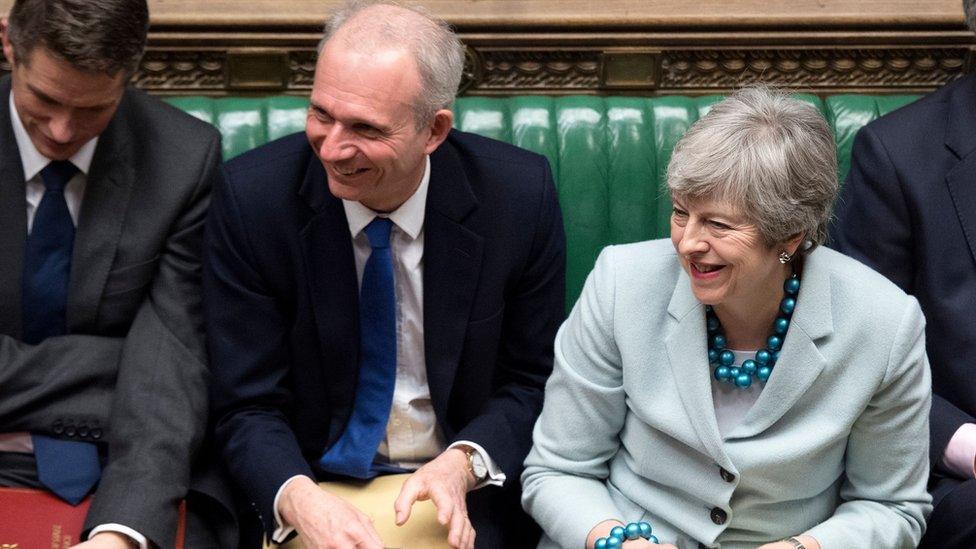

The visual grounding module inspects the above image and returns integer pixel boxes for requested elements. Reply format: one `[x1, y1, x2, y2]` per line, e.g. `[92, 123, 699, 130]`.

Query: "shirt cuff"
[942, 423, 976, 479]
[448, 440, 506, 489]
[88, 524, 148, 549]
[271, 474, 311, 543]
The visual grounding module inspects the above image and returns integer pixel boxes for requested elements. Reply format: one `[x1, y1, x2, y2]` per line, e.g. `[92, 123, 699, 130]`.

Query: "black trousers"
[918, 473, 976, 549]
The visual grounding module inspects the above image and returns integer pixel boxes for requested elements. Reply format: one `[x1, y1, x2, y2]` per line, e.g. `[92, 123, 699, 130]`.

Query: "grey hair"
[965, 0, 976, 35]
[667, 86, 838, 251]
[7, 0, 149, 76]
[318, 0, 464, 129]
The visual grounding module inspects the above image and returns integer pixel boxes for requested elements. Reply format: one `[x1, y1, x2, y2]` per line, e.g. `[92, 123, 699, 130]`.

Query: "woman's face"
[670, 196, 790, 313]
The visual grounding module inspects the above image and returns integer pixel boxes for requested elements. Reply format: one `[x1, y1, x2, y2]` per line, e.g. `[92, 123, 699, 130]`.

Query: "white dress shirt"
[272, 156, 504, 541]
[3, 93, 149, 549]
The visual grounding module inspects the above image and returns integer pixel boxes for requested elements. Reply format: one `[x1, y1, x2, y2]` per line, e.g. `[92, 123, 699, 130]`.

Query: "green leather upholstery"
[165, 93, 918, 311]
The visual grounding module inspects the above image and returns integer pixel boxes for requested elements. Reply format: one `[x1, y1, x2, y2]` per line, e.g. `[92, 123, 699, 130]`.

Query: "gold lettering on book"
[1, 543, 20, 549]
[50, 525, 61, 549]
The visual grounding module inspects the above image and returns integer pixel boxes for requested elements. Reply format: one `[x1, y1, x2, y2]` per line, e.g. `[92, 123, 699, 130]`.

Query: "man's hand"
[279, 476, 384, 549]
[394, 448, 476, 549]
[71, 532, 136, 549]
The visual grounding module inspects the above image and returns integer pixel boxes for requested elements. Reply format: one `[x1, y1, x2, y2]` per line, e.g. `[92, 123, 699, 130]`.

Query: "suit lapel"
[298, 159, 361, 442]
[943, 76, 976, 267]
[0, 78, 27, 337]
[423, 143, 482, 424]
[665, 271, 731, 467]
[67, 98, 135, 329]
[728, 249, 831, 440]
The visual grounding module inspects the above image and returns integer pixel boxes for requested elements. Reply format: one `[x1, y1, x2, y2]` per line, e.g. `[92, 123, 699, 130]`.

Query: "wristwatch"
[783, 537, 806, 549]
[461, 445, 488, 483]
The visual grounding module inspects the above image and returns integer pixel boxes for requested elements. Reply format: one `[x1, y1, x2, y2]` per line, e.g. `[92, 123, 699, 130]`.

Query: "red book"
[0, 487, 186, 548]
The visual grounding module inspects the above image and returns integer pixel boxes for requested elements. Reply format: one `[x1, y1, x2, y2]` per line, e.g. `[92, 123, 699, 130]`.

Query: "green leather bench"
[166, 94, 919, 312]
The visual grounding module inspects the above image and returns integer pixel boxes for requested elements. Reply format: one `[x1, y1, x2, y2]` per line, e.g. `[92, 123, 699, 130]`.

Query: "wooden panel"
[0, 0, 970, 95]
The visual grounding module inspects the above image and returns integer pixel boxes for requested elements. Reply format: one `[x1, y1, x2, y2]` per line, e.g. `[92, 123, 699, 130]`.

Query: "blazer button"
[78, 426, 90, 438]
[65, 425, 77, 437]
[710, 507, 728, 525]
[52, 420, 64, 435]
[91, 428, 103, 440]
[719, 467, 735, 483]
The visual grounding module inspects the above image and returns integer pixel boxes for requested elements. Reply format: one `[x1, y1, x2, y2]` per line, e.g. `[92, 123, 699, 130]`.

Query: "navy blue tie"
[319, 217, 397, 478]
[22, 160, 100, 505]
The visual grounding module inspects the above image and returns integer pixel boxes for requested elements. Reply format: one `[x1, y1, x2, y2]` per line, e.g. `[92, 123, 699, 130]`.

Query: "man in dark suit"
[0, 1, 226, 547]
[206, 2, 564, 548]
[830, 2, 976, 546]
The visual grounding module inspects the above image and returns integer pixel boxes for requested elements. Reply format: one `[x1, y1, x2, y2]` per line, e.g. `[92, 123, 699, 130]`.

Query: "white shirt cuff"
[271, 474, 311, 543]
[448, 440, 506, 489]
[88, 524, 148, 549]
[942, 423, 976, 479]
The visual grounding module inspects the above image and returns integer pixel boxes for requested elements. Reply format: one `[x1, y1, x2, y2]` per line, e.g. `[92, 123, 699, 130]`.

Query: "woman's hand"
[586, 520, 678, 549]
[758, 535, 820, 549]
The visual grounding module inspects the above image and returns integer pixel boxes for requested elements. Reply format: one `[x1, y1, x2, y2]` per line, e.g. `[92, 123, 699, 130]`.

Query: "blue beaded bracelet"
[594, 521, 658, 548]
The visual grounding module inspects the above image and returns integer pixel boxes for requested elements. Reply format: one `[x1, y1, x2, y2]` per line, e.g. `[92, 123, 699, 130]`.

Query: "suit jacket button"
[710, 507, 728, 525]
[719, 467, 735, 483]
[52, 421, 64, 435]
[65, 426, 77, 437]
[78, 426, 90, 437]
[91, 428, 103, 440]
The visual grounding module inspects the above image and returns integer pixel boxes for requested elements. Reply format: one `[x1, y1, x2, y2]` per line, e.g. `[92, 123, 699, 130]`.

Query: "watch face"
[470, 452, 488, 479]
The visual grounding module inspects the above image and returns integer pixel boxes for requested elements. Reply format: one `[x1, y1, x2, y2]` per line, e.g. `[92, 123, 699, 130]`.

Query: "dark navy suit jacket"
[831, 74, 976, 488]
[205, 129, 565, 542]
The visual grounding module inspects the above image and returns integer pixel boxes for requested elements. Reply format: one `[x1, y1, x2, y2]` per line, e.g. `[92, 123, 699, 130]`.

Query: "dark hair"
[7, 0, 149, 75]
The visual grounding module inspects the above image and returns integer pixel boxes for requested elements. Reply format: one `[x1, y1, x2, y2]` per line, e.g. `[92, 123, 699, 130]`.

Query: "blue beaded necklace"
[708, 273, 800, 389]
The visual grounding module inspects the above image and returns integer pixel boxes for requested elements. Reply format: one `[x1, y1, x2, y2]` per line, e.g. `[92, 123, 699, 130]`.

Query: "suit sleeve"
[805, 299, 932, 547]
[81, 134, 222, 548]
[451, 158, 566, 482]
[0, 334, 119, 430]
[830, 125, 973, 470]
[204, 165, 316, 536]
[521, 246, 626, 549]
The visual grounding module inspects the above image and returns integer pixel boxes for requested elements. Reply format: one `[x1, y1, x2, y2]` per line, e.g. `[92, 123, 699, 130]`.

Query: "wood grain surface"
[0, 0, 965, 29]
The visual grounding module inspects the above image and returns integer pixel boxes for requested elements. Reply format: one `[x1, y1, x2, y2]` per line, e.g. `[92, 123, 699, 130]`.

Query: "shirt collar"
[343, 155, 430, 240]
[9, 92, 99, 181]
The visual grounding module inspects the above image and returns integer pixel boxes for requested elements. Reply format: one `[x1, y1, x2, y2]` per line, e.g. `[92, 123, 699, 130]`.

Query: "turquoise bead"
[708, 348, 719, 364]
[610, 526, 625, 540]
[734, 373, 752, 388]
[707, 315, 720, 332]
[755, 349, 771, 365]
[784, 276, 800, 295]
[595, 538, 608, 549]
[773, 350, 780, 361]
[606, 535, 622, 549]
[714, 365, 731, 380]
[767, 335, 782, 351]
[712, 334, 727, 350]
[625, 523, 641, 540]
[720, 350, 734, 366]
[649, 535, 659, 544]
[741, 359, 757, 374]
[639, 522, 652, 538]
[774, 317, 789, 334]
[757, 365, 772, 381]
[780, 297, 796, 315]
[729, 367, 740, 378]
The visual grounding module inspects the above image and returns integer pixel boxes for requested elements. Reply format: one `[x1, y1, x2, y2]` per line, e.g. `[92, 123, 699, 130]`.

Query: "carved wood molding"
[0, 0, 971, 95]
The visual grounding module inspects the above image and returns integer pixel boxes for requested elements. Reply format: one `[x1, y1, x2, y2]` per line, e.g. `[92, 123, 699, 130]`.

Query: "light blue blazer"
[522, 239, 931, 549]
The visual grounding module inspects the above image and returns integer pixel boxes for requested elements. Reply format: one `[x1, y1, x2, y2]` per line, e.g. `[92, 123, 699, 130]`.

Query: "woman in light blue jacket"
[522, 87, 931, 549]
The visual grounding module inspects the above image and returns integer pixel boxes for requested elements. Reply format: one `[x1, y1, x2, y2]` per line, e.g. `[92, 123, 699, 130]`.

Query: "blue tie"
[319, 217, 397, 479]
[22, 160, 100, 505]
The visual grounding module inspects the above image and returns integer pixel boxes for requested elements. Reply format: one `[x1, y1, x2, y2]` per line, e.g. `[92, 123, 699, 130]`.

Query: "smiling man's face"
[305, 40, 446, 213]
[2, 34, 126, 161]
